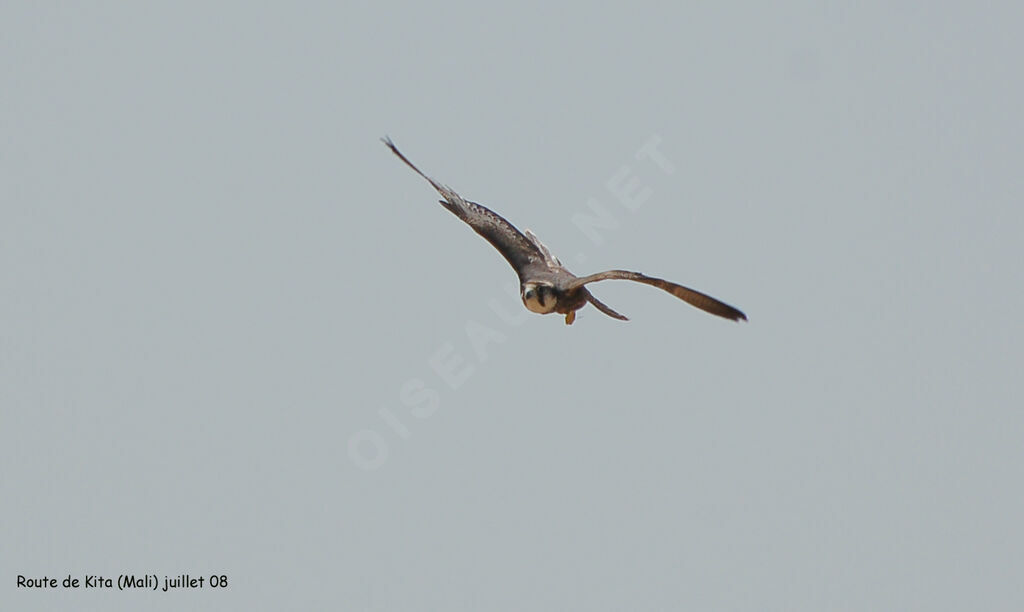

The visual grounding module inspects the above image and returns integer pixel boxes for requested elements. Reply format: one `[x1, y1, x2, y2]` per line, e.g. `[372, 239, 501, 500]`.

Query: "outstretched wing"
[586, 292, 629, 321]
[567, 270, 747, 322]
[524, 229, 564, 269]
[382, 138, 544, 277]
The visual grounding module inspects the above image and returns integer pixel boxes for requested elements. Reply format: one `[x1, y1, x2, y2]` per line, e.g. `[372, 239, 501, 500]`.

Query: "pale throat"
[521, 283, 557, 314]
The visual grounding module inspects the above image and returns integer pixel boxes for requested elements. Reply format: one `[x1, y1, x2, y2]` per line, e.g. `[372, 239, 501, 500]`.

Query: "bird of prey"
[382, 138, 746, 325]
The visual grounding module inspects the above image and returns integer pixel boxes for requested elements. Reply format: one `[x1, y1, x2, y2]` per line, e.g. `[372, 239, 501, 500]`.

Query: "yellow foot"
[564, 311, 576, 325]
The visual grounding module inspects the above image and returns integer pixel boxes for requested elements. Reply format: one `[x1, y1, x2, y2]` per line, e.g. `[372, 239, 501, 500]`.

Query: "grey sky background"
[3, 2, 1022, 610]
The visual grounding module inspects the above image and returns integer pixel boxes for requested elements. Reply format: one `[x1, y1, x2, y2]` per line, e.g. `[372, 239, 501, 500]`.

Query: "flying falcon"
[382, 138, 746, 325]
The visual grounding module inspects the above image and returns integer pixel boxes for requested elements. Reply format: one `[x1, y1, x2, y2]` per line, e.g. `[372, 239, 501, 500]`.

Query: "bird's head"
[521, 281, 558, 314]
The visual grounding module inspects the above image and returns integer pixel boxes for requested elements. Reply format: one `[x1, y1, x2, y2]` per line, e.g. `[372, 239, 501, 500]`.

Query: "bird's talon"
[565, 311, 575, 325]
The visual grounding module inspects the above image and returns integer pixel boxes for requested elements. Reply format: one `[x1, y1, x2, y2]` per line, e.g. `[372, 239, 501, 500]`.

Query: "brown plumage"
[383, 137, 746, 325]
